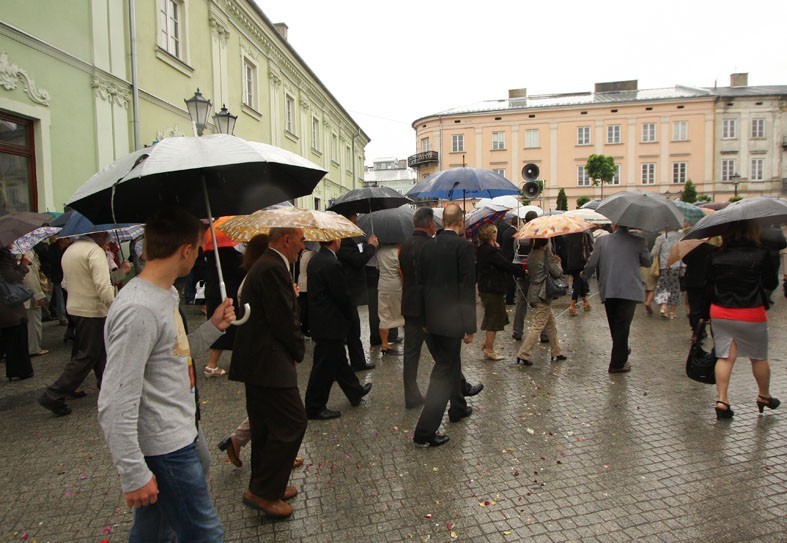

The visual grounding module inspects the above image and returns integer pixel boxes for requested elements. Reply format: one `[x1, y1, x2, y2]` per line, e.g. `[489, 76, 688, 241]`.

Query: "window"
[242, 59, 257, 108]
[421, 137, 429, 152]
[311, 117, 320, 151]
[451, 134, 464, 152]
[313, 197, 321, 211]
[0, 111, 36, 212]
[492, 131, 505, 150]
[722, 119, 737, 139]
[493, 168, 505, 177]
[721, 159, 736, 182]
[751, 118, 765, 139]
[331, 133, 338, 162]
[158, 0, 182, 58]
[751, 158, 764, 181]
[641, 163, 655, 184]
[524, 129, 539, 148]
[345, 146, 351, 169]
[673, 121, 688, 141]
[577, 165, 591, 186]
[641, 123, 656, 143]
[672, 162, 687, 184]
[285, 95, 295, 134]
[577, 126, 591, 145]
[610, 164, 621, 185]
[607, 125, 621, 144]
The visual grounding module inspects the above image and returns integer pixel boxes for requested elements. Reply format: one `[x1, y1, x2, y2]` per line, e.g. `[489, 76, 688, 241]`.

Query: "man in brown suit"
[229, 227, 306, 518]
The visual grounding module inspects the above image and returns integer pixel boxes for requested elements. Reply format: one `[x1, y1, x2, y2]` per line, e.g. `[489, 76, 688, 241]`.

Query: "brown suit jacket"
[229, 249, 304, 388]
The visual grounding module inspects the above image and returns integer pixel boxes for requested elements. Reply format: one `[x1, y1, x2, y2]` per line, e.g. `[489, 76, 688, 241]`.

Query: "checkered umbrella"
[465, 207, 508, 240]
[672, 201, 706, 226]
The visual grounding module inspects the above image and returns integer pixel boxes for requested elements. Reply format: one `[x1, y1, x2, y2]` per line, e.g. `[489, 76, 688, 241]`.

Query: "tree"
[680, 179, 698, 203]
[729, 195, 743, 203]
[696, 194, 712, 202]
[585, 154, 616, 199]
[556, 188, 568, 211]
[576, 196, 590, 209]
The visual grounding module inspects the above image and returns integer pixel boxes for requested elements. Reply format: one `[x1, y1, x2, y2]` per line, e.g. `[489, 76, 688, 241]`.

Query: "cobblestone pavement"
[1, 284, 785, 542]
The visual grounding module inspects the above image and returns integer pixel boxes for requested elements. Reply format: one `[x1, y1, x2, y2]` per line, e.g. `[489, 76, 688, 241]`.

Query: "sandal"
[204, 366, 227, 377]
[582, 300, 591, 312]
[483, 350, 504, 361]
[568, 305, 578, 317]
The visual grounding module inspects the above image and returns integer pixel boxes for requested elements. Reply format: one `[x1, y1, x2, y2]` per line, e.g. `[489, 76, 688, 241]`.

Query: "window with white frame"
[494, 168, 505, 177]
[451, 134, 464, 152]
[641, 123, 656, 143]
[314, 197, 321, 211]
[285, 95, 295, 134]
[610, 164, 621, 185]
[242, 58, 256, 108]
[421, 137, 429, 152]
[672, 162, 687, 184]
[751, 118, 765, 139]
[577, 126, 591, 145]
[721, 159, 736, 182]
[345, 146, 351, 170]
[577, 165, 591, 186]
[492, 131, 505, 150]
[158, 0, 183, 58]
[311, 117, 320, 151]
[607, 125, 621, 144]
[750, 158, 764, 181]
[524, 129, 539, 148]
[673, 121, 688, 141]
[641, 163, 656, 184]
[331, 133, 338, 162]
[722, 119, 737, 139]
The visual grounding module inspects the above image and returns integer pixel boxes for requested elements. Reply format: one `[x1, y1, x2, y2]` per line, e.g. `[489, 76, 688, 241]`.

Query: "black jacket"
[555, 232, 593, 273]
[496, 218, 517, 262]
[710, 243, 778, 309]
[337, 236, 376, 306]
[476, 242, 524, 294]
[308, 247, 355, 340]
[399, 230, 431, 320]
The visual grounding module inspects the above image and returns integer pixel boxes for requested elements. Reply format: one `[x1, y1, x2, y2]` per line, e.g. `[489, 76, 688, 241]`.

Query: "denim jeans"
[129, 442, 223, 543]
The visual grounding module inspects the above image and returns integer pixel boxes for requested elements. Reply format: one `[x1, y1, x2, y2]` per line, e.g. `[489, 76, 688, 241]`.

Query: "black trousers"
[603, 299, 637, 370]
[42, 316, 106, 406]
[298, 292, 310, 337]
[403, 319, 425, 406]
[245, 384, 306, 500]
[413, 333, 467, 442]
[346, 306, 367, 369]
[1, 322, 32, 379]
[305, 339, 365, 414]
[570, 270, 590, 301]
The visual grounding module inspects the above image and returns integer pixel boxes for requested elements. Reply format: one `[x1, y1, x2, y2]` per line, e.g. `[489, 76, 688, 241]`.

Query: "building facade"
[410, 76, 786, 209]
[362, 157, 417, 195]
[0, 0, 368, 214]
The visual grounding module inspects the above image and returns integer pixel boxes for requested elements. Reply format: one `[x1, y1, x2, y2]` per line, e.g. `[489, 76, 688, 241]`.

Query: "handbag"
[649, 240, 661, 277]
[686, 319, 716, 384]
[193, 280, 206, 303]
[0, 278, 34, 306]
[546, 273, 568, 299]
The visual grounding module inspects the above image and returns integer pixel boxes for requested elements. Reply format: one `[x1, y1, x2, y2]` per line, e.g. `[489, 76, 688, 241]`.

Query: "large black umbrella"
[327, 187, 412, 216]
[0, 211, 52, 247]
[684, 196, 787, 239]
[596, 190, 683, 232]
[356, 206, 414, 244]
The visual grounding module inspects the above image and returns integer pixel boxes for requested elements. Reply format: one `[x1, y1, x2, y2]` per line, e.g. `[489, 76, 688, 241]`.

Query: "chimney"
[595, 80, 638, 93]
[508, 88, 527, 99]
[730, 73, 748, 87]
[274, 23, 288, 41]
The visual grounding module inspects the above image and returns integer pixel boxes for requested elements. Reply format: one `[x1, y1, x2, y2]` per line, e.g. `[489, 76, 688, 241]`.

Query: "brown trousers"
[516, 302, 561, 359]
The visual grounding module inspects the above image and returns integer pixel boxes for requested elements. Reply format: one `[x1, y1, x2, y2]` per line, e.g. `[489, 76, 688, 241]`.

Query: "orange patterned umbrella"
[218, 207, 363, 242]
[514, 214, 592, 239]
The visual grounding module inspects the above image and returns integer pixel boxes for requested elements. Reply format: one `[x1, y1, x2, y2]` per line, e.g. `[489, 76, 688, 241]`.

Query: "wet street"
[1, 284, 785, 542]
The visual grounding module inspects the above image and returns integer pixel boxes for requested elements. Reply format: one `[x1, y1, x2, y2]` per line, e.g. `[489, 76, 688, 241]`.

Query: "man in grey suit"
[582, 225, 652, 373]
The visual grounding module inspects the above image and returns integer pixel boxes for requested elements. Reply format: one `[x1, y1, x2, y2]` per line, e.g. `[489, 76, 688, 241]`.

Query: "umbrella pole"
[368, 199, 374, 237]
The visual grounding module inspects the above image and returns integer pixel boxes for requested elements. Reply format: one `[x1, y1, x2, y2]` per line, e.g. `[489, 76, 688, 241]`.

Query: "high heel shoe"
[568, 305, 578, 317]
[715, 401, 734, 419]
[582, 299, 591, 312]
[483, 349, 504, 361]
[756, 395, 780, 413]
[516, 357, 533, 366]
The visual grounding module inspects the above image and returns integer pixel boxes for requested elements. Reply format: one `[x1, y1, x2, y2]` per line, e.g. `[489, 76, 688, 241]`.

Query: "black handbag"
[0, 278, 33, 306]
[686, 320, 716, 384]
[546, 274, 568, 299]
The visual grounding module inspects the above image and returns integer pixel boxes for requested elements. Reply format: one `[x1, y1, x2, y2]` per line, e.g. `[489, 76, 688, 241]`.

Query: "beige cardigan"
[61, 238, 115, 318]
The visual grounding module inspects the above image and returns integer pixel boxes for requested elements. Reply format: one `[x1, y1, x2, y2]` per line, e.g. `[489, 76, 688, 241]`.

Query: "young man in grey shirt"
[98, 207, 235, 542]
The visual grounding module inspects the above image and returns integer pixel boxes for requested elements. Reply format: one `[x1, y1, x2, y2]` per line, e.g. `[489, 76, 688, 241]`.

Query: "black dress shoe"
[414, 434, 450, 447]
[7, 373, 34, 382]
[512, 333, 522, 340]
[405, 397, 425, 410]
[540, 335, 550, 343]
[448, 406, 472, 423]
[353, 362, 376, 372]
[462, 383, 484, 397]
[380, 347, 401, 355]
[551, 355, 568, 362]
[608, 363, 632, 374]
[350, 383, 372, 406]
[308, 409, 342, 420]
[38, 396, 71, 417]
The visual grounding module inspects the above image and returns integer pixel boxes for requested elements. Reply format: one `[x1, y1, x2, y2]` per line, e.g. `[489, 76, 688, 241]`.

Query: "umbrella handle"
[233, 303, 251, 326]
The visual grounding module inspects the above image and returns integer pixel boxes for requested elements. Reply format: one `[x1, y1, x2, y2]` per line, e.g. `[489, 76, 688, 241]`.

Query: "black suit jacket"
[229, 249, 304, 388]
[476, 241, 524, 294]
[337, 236, 376, 305]
[418, 230, 477, 338]
[399, 230, 432, 320]
[308, 248, 355, 340]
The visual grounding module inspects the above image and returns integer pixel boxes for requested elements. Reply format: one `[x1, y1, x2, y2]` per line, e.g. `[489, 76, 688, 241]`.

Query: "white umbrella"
[564, 208, 612, 225]
[509, 205, 544, 219]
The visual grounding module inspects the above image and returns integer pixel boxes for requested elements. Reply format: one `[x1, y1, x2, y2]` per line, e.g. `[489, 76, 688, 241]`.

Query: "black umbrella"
[596, 190, 683, 232]
[0, 211, 52, 247]
[580, 199, 602, 210]
[327, 187, 412, 216]
[356, 206, 414, 245]
[683, 196, 787, 239]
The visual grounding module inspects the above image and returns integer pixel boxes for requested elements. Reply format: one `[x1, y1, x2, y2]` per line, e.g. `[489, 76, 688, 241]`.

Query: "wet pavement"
[1, 284, 785, 542]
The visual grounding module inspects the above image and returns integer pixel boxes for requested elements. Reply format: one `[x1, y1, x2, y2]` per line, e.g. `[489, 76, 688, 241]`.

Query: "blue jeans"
[129, 442, 223, 543]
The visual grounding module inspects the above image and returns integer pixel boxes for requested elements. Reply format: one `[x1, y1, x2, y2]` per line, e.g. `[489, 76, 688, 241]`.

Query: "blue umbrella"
[56, 210, 138, 239]
[406, 168, 520, 201]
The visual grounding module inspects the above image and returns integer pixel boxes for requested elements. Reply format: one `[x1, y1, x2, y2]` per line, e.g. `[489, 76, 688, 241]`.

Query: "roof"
[706, 85, 787, 97]
[364, 168, 417, 183]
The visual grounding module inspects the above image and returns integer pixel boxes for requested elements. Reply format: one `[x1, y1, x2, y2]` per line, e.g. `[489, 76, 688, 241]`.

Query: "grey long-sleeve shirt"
[97, 278, 223, 493]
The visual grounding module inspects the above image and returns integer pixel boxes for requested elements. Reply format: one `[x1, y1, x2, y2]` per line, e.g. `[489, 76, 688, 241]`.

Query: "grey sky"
[255, 0, 787, 165]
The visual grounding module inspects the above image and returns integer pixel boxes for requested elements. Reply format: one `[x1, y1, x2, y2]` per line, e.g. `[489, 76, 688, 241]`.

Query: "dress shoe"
[516, 357, 533, 366]
[380, 347, 402, 355]
[218, 435, 242, 467]
[462, 383, 484, 397]
[511, 333, 522, 340]
[282, 486, 298, 500]
[242, 491, 293, 517]
[350, 383, 373, 406]
[405, 397, 425, 410]
[414, 434, 450, 447]
[69, 389, 88, 399]
[448, 406, 472, 423]
[551, 355, 568, 362]
[37, 396, 71, 417]
[608, 363, 632, 374]
[308, 409, 341, 420]
[7, 373, 34, 382]
[292, 456, 304, 469]
[352, 362, 376, 372]
[391, 337, 404, 344]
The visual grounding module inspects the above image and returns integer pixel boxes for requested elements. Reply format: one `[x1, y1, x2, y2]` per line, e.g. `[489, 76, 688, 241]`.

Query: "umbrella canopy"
[697, 201, 729, 211]
[49, 210, 74, 227]
[10, 226, 61, 255]
[327, 187, 412, 216]
[66, 134, 326, 224]
[356, 207, 413, 245]
[0, 211, 52, 247]
[486, 195, 521, 209]
[508, 205, 544, 219]
[596, 190, 683, 231]
[405, 168, 520, 200]
[56, 210, 139, 239]
[667, 238, 709, 267]
[580, 199, 602, 210]
[203, 216, 239, 251]
[564, 208, 612, 225]
[672, 200, 705, 226]
[514, 214, 592, 239]
[465, 207, 509, 240]
[683, 196, 787, 240]
[218, 208, 363, 242]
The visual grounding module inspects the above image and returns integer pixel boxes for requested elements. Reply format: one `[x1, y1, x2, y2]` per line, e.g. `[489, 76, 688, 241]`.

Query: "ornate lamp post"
[184, 88, 212, 136]
[214, 104, 237, 135]
[731, 172, 741, 198]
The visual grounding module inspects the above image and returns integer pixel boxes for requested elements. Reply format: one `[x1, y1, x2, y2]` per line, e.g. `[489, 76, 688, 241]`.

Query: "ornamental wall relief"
[0, 51, 50, 106]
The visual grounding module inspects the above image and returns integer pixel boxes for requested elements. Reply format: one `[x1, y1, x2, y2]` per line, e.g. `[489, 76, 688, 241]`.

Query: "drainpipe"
[352, 128, 362, 190]
[438, 114, 444, 170]
[129, 0, 141, 150]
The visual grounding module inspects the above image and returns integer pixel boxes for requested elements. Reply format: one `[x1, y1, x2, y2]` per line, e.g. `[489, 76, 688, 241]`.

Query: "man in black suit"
[337, 213, 378, 371]
[413, 204, 477, 447]
[229, 227, 307, 519]
[305, 239, 372, 420]
[496, 216, 518, 304]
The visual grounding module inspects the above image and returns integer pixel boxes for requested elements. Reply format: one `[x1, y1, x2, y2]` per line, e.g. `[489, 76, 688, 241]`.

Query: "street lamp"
[731, 172, 741, 198]
[184, 88, 212, 136]
[214, 104, 237, 135]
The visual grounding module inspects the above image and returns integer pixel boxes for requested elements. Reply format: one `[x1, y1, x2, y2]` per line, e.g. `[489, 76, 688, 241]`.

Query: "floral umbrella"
[514, 214, 592, 239]
[10, 226, 61, 255]
[218, 207, 364, 242]
[564, 208, 611, 225]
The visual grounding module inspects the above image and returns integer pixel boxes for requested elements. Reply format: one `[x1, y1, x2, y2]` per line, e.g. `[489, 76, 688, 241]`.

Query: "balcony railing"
[407, 150, 439, 168]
